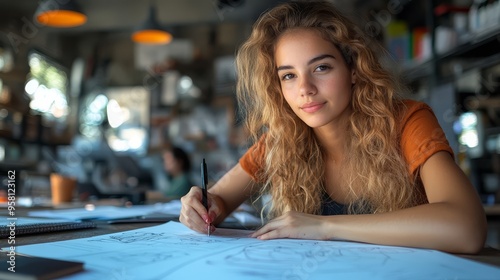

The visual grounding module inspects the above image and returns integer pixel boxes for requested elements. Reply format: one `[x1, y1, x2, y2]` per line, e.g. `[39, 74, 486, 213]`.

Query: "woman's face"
[163, 151, 181, 175]
[275, 28, 356, 129]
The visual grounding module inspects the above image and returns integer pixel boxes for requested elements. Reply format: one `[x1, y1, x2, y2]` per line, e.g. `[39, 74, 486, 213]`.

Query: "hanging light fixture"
[35, 0, 87, 28]
[132, 5, 172, 44]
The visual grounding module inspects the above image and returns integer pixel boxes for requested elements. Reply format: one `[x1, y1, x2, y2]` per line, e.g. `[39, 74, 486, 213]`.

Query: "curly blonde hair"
[236, 1, 426, 218]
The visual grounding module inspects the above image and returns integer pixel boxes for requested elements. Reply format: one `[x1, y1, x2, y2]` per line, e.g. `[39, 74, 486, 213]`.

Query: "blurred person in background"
[163, 146, 192, 199]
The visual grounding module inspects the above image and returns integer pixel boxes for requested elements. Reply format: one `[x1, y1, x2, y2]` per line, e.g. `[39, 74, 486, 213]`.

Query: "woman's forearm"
[326, 202, 487, 254]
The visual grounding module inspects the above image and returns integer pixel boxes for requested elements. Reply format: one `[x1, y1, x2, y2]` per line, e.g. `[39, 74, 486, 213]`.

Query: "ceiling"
[0, 0, 285, 34]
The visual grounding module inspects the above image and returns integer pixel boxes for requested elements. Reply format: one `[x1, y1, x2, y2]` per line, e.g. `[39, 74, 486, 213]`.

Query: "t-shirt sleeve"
[400, 102, 454, 175]
[239, 135, 266, 182]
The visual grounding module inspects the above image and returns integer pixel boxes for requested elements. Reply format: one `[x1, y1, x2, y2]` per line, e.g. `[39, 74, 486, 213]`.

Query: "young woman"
[179, 0, 487, 254]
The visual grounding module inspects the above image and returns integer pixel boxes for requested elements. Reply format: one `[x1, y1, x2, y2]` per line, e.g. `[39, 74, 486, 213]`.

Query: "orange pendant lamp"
[132, 6, 172, 45]
[35, 0, 87, 28]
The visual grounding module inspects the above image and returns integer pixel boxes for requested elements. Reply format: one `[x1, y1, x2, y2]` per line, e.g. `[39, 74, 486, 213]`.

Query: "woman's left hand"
[251, 211, 331, 240]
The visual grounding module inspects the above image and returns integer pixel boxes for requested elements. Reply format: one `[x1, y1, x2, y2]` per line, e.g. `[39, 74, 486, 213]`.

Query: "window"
[24, 51, 69, 127]
[79, 87, 150, 156]
[105, 87, 149, 155]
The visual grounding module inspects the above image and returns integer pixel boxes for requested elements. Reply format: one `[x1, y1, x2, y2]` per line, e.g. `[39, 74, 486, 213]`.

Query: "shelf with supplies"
[439, 25, 500, 58]
[392, 0, 500, 84]
[402, 25, 500, 83]
[436, 26, 500, 83]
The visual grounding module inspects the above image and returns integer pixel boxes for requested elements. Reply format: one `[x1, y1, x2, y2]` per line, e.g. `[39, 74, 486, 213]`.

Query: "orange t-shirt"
[239, 100, 453, 181]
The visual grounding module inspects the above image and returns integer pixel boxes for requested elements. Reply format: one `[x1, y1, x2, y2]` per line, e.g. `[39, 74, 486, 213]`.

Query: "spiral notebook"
[0, 216, 96, 238]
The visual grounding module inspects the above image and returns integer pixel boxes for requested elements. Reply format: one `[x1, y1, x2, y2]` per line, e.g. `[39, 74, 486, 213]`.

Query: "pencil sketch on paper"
[173, 229, 250, 245]
[88, 231, 168, 244]
[104, 250, 189, 265]
[205, 241, 321, 276]
[197, 240, 426, 278]
[86, 224, 250, 246]
[11, 221, 500, 280]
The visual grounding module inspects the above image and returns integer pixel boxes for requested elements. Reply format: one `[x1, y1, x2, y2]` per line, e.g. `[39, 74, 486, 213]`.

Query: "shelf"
[459, 25, 500, 47]
[0, 160, 37, 171]
[437, 26, 500, 60]
[458, 51, 500, 74]
[403, 26, 500, 82]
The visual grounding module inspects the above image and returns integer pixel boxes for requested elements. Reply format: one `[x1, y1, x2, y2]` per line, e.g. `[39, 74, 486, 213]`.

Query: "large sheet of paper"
[27, 201, 261, 227]
[11, 222, 500, 279]
[27, 200, 184, 221]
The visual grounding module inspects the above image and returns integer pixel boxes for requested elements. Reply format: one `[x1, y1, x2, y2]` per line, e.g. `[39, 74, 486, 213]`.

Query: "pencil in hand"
[201, 158, 211, 236]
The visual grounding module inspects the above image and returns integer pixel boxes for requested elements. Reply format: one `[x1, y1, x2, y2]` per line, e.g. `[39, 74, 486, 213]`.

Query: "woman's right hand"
[179, 186, 222, 234]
